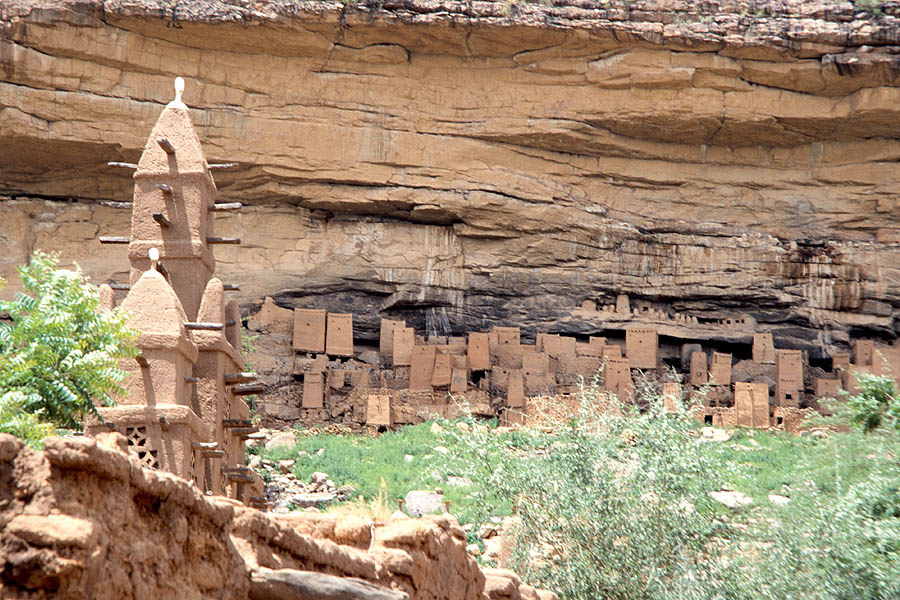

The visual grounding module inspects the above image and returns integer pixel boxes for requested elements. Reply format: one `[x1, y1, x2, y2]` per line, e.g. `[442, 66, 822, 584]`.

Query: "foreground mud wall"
[0, 433, 554, 599]
[2, 0, 900, 353]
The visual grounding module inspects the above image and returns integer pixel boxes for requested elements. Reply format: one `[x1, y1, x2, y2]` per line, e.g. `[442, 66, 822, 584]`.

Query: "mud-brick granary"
[85, 79, 264, 507]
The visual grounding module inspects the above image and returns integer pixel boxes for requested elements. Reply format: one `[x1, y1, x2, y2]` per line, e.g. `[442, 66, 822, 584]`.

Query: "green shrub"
[0, 392, 55, 447]
[0, 252, 137, 444]
[847, 372, 899, 433]
[442, 387, 739, 600]
[745, 426, 900, 599]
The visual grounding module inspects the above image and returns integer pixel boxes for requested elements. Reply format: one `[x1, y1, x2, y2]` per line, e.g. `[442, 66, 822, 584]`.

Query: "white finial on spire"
[149, 247, 160, 271]
[166, 77, 187, 109]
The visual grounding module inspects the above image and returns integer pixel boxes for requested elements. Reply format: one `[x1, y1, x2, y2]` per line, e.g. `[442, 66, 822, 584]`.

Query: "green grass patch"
[258, 420, 512, 527]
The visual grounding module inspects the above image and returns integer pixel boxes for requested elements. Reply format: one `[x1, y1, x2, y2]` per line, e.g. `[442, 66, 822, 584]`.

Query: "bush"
[442, 386, 739, 600]
[746, 426, 900, 600]
[847, 372, 899, 433]
[0, 252, 137, 444]
[442, 382, 900, 600]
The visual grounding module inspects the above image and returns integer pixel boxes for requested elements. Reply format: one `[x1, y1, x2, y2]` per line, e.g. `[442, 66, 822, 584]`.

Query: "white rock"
[278, 459, 295, 474]
[310, 472, 329, 485]
[292, 492, 335, 508]
[456, 422, 471, 432]
[466, 544, 482, 556]
[404, 490, 444, 517]
[709, 490, 753, 509]
[768, 494, 791, 506]
[483, 537, 502, 559]
[430, 422, 443, 435]
[433, 446, 449, 455]
[404, 454, 415, 463]
[699, 427, 731, 442]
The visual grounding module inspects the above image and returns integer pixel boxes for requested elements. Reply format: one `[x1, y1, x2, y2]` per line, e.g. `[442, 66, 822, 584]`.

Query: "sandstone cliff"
[2, 0, 900, 357]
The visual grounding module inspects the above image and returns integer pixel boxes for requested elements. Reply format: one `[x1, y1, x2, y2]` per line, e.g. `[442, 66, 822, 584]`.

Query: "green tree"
[847, 372, 899, 433]
[0, 252, 137, 445]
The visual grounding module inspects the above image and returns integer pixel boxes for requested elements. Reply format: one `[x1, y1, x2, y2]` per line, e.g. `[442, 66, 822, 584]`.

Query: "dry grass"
[325, 478, 396, 522]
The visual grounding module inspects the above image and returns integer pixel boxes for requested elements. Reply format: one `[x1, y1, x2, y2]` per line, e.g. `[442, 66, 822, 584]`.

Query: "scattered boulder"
[292, 492, 336, 508]
[357, 350, 381, 366]
[484, 574, 518, 599]
[768, 494, 791, 505]
[265, 431, 297, 451]
[699, 427, 731, 442]
[430, 422, 443, 435]
[731, 359, 776, 386]
[249, 567, 408, 600]
[483, 537, 503, 561]
[403, 490, 444, 517]
[709, 490, 753, 509]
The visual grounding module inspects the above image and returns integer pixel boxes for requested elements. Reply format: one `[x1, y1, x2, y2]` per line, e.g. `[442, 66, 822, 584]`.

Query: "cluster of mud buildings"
[250, 291, 900, 433]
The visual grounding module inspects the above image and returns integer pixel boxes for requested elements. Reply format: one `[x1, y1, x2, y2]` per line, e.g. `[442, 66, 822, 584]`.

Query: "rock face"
[2, 0, 900, 353]
[0, 432, 554, 599]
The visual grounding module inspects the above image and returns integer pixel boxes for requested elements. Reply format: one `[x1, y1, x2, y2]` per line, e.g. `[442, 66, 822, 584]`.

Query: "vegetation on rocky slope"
[260, 379, 900, 600]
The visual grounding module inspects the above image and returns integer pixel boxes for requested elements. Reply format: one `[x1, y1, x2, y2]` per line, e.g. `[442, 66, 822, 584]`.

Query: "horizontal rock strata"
[2, 0, 900, 357]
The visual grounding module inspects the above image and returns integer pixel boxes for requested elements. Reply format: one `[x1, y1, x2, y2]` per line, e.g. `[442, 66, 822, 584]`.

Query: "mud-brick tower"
[129, 78, 216, 320]
[88, 79, 265, 507]
[98, 263, 206, 478]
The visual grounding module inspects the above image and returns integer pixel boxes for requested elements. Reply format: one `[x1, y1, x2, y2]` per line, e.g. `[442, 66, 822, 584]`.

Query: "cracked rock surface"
[2, 0, 900, 353]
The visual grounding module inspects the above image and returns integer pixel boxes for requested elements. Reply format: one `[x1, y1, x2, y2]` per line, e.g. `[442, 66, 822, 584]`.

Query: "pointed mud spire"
[128, 77, 217, 320]
[167, 76, 187, 109]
